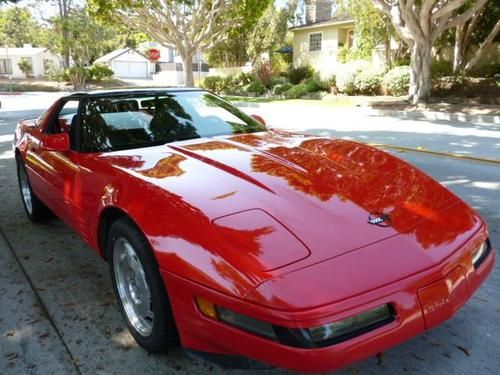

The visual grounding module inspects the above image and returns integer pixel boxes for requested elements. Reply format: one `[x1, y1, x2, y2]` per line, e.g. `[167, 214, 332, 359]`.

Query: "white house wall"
[293, 27, 341, 79]
[0, 50, 61, 79]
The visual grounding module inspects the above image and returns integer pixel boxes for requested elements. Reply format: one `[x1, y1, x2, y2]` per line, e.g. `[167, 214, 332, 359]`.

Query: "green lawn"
[0, 81, 62, 92]
[223, 95, 360, 108]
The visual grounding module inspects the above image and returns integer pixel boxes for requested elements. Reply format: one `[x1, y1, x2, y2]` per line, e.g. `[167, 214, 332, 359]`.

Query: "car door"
[26, 98, 83, 231]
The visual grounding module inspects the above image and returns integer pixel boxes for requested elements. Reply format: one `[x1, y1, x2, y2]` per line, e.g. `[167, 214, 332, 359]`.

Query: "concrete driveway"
[1, 94, 499, 375]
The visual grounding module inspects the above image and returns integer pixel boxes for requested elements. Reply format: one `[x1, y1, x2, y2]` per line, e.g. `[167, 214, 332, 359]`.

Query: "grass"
[222, 95, 283, 103]
[0, 82, 61, 92]
[223, 95, 360, 108]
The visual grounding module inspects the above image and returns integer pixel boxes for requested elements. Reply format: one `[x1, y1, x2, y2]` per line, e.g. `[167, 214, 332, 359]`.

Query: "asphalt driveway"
[1, 96, 499, 375]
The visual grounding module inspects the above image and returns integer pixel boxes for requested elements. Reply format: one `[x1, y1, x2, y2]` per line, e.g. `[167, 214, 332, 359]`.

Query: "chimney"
[305, 0, 333, 24]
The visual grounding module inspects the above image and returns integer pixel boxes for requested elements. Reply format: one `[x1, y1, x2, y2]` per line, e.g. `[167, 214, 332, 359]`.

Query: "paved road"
[238, 101, 500, 162]
[0, 99, 498, 375]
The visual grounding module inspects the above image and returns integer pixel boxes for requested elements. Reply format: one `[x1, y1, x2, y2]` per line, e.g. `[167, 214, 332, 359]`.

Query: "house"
[290, 1, 354, 78]
[95, 43, 209, 85]
[0, 44, 62, 79]
[94, 48, 155, 79]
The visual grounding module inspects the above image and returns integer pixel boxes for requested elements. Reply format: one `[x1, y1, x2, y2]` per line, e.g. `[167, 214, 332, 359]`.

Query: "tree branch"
[464, 19, 500, 72]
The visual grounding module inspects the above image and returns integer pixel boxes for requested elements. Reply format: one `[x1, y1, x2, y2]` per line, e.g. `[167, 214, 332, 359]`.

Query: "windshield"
[80, 91, 266, 152]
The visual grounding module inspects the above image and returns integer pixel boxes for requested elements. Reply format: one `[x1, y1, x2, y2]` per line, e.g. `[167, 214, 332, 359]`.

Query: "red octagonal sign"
[147, 48, 161, 62]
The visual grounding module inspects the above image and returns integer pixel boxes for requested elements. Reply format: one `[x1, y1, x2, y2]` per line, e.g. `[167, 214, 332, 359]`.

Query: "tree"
[206, 0, 271, 67]
[51, 8, 121, 66]
[50, 6, 123, 88]
[373, 0, 489, 103]
[50, 0, 76, 67]
[246, 1, 298, 63]
[338, 0, 394, 65]
[452, 0, 500, 73]
[88, 0, 265, 87]
[0, 7, 50, 47]
[18, 57, 32, 77]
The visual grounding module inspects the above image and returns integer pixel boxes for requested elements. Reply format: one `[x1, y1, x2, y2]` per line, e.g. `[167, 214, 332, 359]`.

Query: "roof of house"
[290, 14, 354, 31]
[0, 47, 50, 56]
[94, 48, 149, 63]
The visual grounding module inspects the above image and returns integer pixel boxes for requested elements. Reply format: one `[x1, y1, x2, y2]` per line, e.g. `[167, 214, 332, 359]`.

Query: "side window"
[80, 99, 114, 152]
[55, 100, 80, 134]
[45, 99, 80, 135]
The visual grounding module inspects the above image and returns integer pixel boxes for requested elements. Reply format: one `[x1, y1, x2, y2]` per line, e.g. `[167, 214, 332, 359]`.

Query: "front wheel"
[16, 158, 52, 222]
[108, 217, 179, 352]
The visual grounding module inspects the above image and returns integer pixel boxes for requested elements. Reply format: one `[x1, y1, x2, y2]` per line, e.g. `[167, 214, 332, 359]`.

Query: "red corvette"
[14, 89, 494, 372]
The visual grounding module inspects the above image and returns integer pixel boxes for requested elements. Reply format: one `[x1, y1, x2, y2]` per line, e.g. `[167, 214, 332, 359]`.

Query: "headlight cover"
[196, 297, 396, 349]
[472, 239, 492, 269]
[308, 304, 395, 346]
[216, 305, 277, 340]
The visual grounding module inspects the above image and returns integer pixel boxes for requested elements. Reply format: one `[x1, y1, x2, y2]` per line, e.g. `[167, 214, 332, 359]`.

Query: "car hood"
[99, 131, 480, 295]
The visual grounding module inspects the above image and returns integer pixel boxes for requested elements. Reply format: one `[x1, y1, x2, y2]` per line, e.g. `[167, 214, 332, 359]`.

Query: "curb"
[371, 143, 500, 165]
[364, 108, 500, 125]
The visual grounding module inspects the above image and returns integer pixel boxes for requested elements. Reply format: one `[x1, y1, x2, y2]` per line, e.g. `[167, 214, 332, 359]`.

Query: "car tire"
[16, 158, 52, 222]
[107, 217, 179, 352]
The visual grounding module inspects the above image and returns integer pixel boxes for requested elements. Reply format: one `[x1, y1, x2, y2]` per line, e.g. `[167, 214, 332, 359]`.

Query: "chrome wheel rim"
[113, 238, 153, 336]
[19, 166, 33, 214]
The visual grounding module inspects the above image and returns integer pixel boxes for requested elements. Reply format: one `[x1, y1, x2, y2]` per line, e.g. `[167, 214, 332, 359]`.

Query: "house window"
[309, 33, 322, 52]
[0, 58, 13, 74]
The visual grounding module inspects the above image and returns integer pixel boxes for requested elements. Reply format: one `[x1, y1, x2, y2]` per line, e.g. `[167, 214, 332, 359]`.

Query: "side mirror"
[41, 133, 70, 152]
[250, 114, 266, 126]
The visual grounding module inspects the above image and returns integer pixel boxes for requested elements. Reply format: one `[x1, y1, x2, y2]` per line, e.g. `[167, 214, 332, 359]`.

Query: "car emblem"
[368, 213, 391, 227]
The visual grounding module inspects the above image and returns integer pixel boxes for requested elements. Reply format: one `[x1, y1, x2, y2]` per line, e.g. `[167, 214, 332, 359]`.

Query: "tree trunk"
[453, 25, 465, 73]
[384, 34, 392, 69]
[409, 41, 432, 104]
[463, 19, 500, 73]
[181, 53, 194, 87]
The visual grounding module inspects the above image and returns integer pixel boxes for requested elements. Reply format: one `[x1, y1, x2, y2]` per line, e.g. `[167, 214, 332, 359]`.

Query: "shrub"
[382, 66, 410, 96]
[245, 81, 266, 96]
[353, 68, 384, 95]
[431, 60, 453, 79]
[44, 63, 65, 82]
[18, 58, 33, 78]
[288, 65, 314, 84]
[66, 65, 90, 90]
[269, 76, 288, 87]
[254, 62, 273, 87]
[271, 54, 290, 76]
[304, 77, 322, 93]
[336, 66, 361, 95]
[272, 82, 293, 96]
[312, 73, 335, 92]
[232, 72, 253, 86]
[336, 46, 350, 63]
[433, 75, 467, 94]
[89, 64, 114, 81]
[469, 62, 500, 78]
[203, 75, 228, 93]
[283, 83, 309, 99]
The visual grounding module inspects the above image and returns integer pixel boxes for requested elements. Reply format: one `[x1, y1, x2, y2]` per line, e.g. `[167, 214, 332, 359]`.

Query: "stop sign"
[147, 48, 161, 62]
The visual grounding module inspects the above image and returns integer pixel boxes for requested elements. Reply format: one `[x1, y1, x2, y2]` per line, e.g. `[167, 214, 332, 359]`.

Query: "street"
[0, 95, 499, 375]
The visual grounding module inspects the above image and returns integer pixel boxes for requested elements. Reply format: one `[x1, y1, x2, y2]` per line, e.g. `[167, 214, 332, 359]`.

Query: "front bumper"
[160, 237, 495, 373]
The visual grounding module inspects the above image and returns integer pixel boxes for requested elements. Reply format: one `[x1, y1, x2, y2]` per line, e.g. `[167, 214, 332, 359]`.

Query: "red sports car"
[13, 89, 494, 372]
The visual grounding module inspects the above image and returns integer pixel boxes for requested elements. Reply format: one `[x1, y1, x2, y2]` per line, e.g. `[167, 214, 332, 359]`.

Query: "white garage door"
[112, 61, 148, 78]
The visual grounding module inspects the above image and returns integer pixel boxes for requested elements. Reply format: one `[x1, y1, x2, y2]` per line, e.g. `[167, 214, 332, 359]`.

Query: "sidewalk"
[238, 102, 500, 163]
[0, 231, 78, 375]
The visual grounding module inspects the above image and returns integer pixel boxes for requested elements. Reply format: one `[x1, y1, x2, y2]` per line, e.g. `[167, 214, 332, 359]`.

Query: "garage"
[94, 47, 152, 79]
[112, 61, 149, 78]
